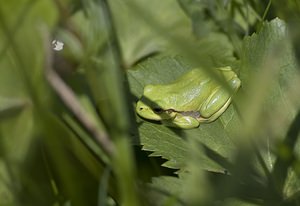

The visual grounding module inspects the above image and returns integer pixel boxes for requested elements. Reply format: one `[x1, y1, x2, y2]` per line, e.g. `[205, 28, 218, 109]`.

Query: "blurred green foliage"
[0, 0, 300, 206]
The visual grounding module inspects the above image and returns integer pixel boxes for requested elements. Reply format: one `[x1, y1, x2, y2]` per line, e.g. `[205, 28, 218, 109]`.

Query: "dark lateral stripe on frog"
[155, 108, 201, 118]
[179, 111, 201, 118]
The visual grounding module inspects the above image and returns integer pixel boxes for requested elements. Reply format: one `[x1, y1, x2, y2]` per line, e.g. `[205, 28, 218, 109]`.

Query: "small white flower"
[52, 40, 64, 51]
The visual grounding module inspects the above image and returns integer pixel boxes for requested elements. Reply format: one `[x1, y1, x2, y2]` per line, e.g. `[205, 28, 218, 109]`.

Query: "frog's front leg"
[162, 113, 200, 129]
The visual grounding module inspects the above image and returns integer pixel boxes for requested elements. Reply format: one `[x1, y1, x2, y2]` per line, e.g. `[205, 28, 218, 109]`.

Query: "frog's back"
[145, 69, 213, 111]
[143, 67, 239, 112]
[166, 69, 217, 111]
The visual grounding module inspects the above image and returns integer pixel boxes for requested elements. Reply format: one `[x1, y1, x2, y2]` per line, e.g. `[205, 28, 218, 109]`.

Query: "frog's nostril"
[139, 107, 143, 111]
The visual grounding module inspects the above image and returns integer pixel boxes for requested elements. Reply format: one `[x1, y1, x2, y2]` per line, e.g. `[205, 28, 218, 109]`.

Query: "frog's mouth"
[153, 109, 202, 120]
[136, 102, 177, 121]
[148, 108, 179, 120]
[136, 97, 202, 121]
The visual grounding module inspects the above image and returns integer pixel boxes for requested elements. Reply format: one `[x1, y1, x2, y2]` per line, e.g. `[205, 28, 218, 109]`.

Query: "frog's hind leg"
[162, 114, 200, 129]
[200, 85, 232, 120]
[198, 97, 232, 123]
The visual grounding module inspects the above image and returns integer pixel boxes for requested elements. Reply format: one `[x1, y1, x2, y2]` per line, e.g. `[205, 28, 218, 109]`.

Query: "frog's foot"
[162, 115, 200, 129]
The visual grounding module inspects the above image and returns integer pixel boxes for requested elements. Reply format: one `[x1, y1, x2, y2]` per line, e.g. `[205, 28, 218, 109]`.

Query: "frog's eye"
[153, 108, 163, 114]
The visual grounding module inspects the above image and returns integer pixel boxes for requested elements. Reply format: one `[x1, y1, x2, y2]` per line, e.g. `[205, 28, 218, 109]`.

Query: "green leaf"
[222, 198, 261, 206]
[0, 1, 111, 205]
[233, 17, 300, 202]
[241, 18, 299, 126]
[0, 97, 28, 119]
[146, 176, 185, 206]
[128, 17, 300, 204]
[128, 55, 238, 172]
[109, 0, 191, 67]
[240, 17, 300, 158]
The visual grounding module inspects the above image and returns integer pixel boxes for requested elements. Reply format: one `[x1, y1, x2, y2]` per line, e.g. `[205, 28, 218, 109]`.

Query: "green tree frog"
[136, 66, 241, 129]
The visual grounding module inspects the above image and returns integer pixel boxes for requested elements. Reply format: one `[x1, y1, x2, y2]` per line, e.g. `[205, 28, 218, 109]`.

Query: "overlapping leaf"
[240, 18, 300, 200]
[109, 0, 191, 67]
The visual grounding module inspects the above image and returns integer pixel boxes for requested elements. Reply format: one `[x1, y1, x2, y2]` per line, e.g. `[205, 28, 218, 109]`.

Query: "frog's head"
[136, 98, 176, 121]
[136, 84, 176, 121]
